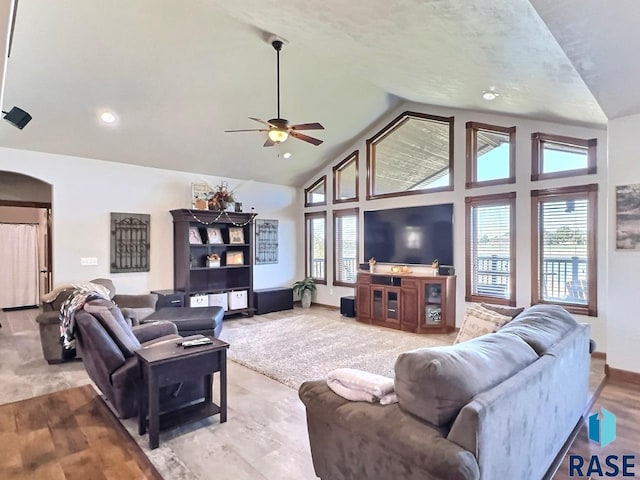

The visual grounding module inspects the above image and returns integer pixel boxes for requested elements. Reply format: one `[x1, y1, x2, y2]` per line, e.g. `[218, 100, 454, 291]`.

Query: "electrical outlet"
[329, 288, 334, 295]
[80, 257, 98, 266]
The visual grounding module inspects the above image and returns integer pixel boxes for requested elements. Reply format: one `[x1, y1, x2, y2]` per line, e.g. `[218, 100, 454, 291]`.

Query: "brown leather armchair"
[74, 298, 204, 419]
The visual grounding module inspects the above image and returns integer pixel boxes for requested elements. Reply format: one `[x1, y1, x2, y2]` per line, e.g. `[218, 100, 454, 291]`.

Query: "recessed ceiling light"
[482, 87, 499, 101]
[283, 152, 292, 159]
[99, 111, 117, 124]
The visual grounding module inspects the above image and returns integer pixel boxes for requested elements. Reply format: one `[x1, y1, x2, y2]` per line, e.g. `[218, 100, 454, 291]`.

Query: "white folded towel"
[326, 368, 397, 405]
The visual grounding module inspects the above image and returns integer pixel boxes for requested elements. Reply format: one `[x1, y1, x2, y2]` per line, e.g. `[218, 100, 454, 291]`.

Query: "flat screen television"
[364, 203, 454, 266]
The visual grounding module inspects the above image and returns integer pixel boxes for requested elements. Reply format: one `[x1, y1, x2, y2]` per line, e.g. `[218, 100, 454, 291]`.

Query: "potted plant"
[292, 277, 317, 309]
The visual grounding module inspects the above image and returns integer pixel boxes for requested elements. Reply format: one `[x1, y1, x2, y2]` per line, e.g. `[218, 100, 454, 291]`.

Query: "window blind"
[335, 213, 358, 284]
[308, 216, 326, 281]
[470, 203, 512, 299]
[538, 198, 589, 305]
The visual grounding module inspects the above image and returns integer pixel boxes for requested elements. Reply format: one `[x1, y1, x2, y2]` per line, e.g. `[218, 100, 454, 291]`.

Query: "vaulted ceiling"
[0, 0, 633, 186]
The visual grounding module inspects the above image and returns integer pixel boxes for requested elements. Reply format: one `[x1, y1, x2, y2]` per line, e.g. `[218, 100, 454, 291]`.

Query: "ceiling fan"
[224, 39, 324, 147]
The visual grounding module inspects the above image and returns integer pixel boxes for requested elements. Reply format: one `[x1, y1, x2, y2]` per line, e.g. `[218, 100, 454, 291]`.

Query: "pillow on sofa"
[454, 304, 511, 344]
[498, 304, 579, 355]
[394, 332, 538, 426]
[480, 303, 524, 319]
[83, 299, 141, 357]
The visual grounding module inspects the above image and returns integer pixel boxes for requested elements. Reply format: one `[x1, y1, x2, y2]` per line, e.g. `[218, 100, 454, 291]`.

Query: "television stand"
[356, 272, 456, 334]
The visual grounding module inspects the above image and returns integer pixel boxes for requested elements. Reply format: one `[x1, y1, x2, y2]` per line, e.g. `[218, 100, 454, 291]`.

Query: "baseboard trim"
[591, 351, 606, 360]
[292, 300, 340, 311]
[605, 364, 640, 385]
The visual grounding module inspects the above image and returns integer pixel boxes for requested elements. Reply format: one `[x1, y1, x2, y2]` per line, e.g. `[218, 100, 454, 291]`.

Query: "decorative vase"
[301, 289, 312, 309]
[208, 199, 227, 211]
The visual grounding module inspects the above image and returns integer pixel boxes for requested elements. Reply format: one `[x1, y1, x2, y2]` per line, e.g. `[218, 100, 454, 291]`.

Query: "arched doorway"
[0, 171, 53, 310]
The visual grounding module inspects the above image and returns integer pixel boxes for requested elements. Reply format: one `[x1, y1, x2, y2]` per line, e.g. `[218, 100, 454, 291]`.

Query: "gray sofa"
[299, 305, 591, 480]
[36, 278, 158, 364]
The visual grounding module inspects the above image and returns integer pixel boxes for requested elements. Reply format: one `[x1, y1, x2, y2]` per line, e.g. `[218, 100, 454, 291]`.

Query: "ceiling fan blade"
[249, 117, 278, 128]
[289, 122, 324, 131]
[290, 131, 323, 146]
[263, 138, 276, 147]
[224, 128, 268, 133]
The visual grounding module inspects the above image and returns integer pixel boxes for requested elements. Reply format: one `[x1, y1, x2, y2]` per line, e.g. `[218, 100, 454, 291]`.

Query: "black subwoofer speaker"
[340, 296, 356, 317]
[3, 107, 32, 129]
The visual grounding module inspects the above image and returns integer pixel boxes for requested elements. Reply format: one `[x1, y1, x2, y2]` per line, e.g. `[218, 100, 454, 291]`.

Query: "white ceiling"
[0, 0, 625, 186]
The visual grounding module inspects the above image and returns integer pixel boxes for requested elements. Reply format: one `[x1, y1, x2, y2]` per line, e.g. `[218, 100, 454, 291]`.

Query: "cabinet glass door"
[424, 283, 442, 325]
[372, 288, 384, 321]
[386, 290, 399, 321]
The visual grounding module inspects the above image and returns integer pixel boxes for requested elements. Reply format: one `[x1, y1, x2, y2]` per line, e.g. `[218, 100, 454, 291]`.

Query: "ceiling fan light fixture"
[268, 128, 289, 143]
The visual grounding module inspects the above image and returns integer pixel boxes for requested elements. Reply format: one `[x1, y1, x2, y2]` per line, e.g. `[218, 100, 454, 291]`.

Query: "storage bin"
[189, 294, 209, 308]
[208, 293, 228, 311]
[228, 290, 248, 310]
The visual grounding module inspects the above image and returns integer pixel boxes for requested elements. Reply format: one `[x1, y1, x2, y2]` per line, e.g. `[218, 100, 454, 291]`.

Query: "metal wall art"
[255, 219, 278, 264]
[110, 213, 150, 272]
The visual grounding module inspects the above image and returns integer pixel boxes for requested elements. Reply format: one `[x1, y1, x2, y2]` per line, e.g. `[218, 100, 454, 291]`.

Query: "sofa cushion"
[454, 304, 511, 344]
[480, 303, 525, 319]
[498, 304, 579, 355]
[83, 299, 141, 357]
[395, 332, 538, 426]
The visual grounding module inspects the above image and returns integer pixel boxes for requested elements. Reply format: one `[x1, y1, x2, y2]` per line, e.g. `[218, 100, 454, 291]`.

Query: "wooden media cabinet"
[356, 272, 456, 334]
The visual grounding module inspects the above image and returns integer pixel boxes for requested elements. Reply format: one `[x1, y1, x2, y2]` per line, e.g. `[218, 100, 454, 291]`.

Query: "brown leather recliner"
[74, 298, 204, 419]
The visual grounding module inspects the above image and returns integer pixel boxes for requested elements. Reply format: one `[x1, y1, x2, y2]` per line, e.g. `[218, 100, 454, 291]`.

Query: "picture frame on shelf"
[226, 251, 244, 265]
[191, 182, 210, 210]
[228, 227, 245, 244]
[188, 226, 203, 244]
[206, 227, 223, 244]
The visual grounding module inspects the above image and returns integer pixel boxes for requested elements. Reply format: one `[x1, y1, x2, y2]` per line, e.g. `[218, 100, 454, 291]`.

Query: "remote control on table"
[181, 338, 213, 348]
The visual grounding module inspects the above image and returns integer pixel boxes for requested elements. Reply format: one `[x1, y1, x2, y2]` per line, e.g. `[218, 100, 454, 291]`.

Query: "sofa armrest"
[36, 310, 60, 325]
[131, 321, 178, 343]
[299, 380, 479, 480]
[114, 293, 158, 310]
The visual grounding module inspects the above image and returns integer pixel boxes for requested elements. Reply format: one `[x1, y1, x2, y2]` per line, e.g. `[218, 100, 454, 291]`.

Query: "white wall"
[0, 147, 299, 295]
[606, 114, 640, 373]
[301, 102, 608, 351]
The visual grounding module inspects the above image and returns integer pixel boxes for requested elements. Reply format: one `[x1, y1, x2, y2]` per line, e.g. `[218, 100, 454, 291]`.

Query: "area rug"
[219, 313, 454, 389]
[0, 384, 163, 480]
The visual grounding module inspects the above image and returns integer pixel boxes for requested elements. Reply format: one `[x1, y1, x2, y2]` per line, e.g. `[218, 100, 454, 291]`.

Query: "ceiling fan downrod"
[272, 40, 284, 120]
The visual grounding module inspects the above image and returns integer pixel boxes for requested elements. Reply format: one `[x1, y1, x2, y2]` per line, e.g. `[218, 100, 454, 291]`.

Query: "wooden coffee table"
[135, 337, 229, 449]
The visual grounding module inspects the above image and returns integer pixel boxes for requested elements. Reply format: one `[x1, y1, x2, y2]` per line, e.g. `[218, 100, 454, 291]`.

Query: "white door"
[0, 223, 40, 308]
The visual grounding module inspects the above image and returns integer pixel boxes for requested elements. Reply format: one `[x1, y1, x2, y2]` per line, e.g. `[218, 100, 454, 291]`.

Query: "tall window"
[333, 208, 359, 286]
[367, 111, 454, 199]
[531, 184, 597, 316]
[531, 133, 597, 181]
[333, 151, 359, 203]
[465, 193, 516, 305]
[305, 212, 326, 284]
[466, 122, 515, 188]
[305, 176, 327, 207]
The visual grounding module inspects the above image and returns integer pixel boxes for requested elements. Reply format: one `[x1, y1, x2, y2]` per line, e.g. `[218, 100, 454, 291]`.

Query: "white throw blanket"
[326, 368, 398, 405]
